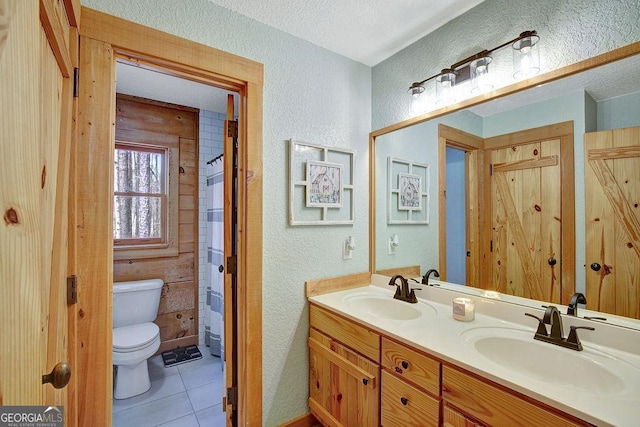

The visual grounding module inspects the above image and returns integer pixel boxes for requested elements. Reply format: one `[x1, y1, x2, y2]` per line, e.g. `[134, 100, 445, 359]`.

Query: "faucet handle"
[524, 313, 548, 337]
[566, 325, 595, 351]
[407, 287, 422, 303]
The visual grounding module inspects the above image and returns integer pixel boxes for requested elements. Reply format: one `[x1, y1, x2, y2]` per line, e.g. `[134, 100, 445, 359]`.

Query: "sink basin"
[460, 327, 638, 395]
[343, 294, 435, 320]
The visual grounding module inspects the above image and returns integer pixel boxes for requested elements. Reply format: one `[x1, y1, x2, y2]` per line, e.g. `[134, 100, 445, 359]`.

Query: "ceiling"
[115, 0, 487, 112]
[115, 1, 639, 117]
[203, 0, 486, 67]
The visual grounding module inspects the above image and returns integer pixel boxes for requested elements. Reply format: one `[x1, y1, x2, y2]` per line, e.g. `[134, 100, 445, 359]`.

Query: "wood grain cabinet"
[443, 404, 486, 427]
[308, 303, 591, 427]
[442, 365, 589, 426]
[309, 305, 380, 427]
[381, 338, 441, 426]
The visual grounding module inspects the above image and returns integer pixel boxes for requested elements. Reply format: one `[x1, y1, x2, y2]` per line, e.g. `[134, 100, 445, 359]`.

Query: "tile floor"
[113, 352, 226, 427]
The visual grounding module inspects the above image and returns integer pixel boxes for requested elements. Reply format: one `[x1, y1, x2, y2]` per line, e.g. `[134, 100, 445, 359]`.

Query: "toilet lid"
[113, 323, 159, 351]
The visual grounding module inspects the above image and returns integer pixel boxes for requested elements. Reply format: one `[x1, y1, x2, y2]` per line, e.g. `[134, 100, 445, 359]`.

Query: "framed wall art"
[289, 140, 355, 225]
[305, 160, 343, 208]
[388, 157, 430, 224]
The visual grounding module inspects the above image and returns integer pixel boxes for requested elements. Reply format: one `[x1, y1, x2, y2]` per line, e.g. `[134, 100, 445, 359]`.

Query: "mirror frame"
[369, 41, 640, 276]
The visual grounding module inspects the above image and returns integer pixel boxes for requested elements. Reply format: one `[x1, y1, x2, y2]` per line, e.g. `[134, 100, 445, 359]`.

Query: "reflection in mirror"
[371, 43, 640, 328]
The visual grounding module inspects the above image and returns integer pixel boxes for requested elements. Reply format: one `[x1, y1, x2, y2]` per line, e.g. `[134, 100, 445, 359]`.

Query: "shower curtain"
[205, 158, 224, 358]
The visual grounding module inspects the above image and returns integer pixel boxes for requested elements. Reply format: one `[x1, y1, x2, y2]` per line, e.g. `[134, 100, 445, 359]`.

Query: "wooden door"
[0, 0, 77, 422]
[489, 139, 562, 302]
[223, 94, 237, 424]
[308, 329, 379, 427]
[585, 126, 640, 319]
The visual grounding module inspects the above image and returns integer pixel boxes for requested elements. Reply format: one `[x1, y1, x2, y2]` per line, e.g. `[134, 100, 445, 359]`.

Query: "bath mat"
[161, 345, 203, 367]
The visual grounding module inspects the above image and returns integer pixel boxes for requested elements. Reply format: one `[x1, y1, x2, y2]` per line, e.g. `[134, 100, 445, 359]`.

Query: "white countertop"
[308, 275, 640, 427]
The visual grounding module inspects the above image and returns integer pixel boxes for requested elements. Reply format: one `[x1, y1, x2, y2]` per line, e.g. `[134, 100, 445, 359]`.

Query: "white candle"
[452, 297, 475, 321]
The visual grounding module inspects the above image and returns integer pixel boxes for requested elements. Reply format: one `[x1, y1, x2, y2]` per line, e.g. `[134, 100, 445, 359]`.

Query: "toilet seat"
[113, 323, 159, 352]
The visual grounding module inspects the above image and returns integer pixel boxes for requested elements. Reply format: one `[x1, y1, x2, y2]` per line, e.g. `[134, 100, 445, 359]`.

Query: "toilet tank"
[113, 279, 164, 328]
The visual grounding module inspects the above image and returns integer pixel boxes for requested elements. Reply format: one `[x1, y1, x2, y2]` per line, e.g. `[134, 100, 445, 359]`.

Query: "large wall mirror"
[370, 41, 640, 328]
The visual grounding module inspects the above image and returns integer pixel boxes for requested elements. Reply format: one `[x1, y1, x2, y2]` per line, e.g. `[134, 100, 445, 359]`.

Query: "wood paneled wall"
[113, 94, 199, 354]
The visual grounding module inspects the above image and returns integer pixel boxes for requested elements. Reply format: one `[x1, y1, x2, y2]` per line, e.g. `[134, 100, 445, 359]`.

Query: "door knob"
[42, 362, 71, 389]
[590, 263, 601, 272]
[218, 265, 224, 273]
[548, 258, 557, 266]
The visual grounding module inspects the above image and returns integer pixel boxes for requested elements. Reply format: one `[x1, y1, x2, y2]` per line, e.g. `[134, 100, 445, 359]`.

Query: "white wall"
[597, 90, 640, 130]
[372, 0, 640, 129]
[81, 0, 371, 425]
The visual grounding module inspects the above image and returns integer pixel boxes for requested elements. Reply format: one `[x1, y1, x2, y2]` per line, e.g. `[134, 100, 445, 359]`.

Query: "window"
[113, 141, 178, 258]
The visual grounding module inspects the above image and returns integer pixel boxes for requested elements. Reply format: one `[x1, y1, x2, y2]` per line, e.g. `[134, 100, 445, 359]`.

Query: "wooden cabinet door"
[309, 329, 379, 427]
[1, 0, 77, 422]
[490, 139, 562, 302]
[585, 126, 640, 319]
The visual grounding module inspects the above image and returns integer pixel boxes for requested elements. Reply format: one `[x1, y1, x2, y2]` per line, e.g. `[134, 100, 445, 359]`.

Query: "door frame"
[438, 124, 484, 286]
[483, 121, 575, 304]
[76, 7, 263, 425]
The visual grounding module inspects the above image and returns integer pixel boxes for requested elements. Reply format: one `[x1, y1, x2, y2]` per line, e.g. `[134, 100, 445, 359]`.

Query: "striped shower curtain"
[205, 159, 224, 358]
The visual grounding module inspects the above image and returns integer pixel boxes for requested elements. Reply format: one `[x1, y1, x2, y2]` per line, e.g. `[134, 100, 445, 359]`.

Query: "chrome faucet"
[525, 305, 595, 351]
[422, 269, 440, 286]
[388, 275, 418, 303]
[567, 292, 586, 316]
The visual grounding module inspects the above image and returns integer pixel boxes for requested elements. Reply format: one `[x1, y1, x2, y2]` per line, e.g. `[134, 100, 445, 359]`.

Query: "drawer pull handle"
[362, 378, 369, 386]
[401, 361, 409, 369]
[400, 397, 408, 406]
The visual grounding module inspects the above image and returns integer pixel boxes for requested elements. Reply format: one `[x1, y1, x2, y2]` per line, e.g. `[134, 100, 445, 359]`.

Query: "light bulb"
[471, 57, 493, 94]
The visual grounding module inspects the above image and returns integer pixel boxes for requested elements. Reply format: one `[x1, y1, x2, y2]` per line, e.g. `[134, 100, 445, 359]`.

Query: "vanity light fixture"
[409, 30, 540, 106]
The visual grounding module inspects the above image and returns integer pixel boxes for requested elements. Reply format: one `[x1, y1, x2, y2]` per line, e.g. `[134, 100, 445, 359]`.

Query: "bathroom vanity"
[307, 274, 640, 426]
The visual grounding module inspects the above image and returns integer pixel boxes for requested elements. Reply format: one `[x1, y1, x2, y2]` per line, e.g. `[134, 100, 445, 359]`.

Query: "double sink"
[342, 289, 639, 398]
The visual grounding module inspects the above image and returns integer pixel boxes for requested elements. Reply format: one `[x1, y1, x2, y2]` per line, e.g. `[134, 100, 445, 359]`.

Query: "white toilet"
[112, 279, 163, 400]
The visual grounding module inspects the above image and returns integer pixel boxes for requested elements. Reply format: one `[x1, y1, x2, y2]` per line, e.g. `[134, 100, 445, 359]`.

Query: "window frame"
[113, 139, 179, 260]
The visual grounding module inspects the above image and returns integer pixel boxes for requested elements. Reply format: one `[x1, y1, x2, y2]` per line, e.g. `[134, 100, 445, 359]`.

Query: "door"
[489, 139, 562, 302]
[0, 0, 77, 420]
[585, 126, 640, 319]
[223, 94, 238, 424]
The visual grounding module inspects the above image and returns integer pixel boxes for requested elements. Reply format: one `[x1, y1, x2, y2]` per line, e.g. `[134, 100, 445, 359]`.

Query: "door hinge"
[226, 386, 238, 409]
[67, 275, 78, 305]
[226, 255, 237, 276]
[490, 240, 493, 252]
[489, 163, 493, 176]
[227, 120, 238, 139]
[73, 67, 79, 98]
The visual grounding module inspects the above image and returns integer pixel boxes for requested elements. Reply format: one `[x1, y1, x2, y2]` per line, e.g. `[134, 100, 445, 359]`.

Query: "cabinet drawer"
[382, 337, 440, 396]
[381, 370, 440, 427]
[443, 404, 486, 427]
[310, 304, 380, 362]
[442, 365, 587, 427]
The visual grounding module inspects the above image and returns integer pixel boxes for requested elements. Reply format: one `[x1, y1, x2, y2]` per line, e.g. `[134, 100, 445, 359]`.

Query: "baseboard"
[279, 412, 319, 427]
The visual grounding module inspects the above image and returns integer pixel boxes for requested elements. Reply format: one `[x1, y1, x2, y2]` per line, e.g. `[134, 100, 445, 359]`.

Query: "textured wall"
[372, 0, 640, 129]
[81, 0, 371, 425]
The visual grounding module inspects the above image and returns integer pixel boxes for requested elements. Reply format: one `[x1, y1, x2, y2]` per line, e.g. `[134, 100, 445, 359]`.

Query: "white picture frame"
[289, 140, 355, 225]
[388, 157, 430, 224]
